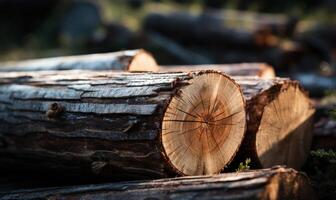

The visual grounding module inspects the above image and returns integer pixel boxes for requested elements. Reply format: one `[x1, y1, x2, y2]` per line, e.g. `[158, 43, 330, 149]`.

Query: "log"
[0, 49, 158, 72]
[0, 167, 316, 200]
[0, 47, 276, 78]
[0, 70, 246, 178]
[236, 77, 315, 169]
[159, 63, 276, 78]
[143, 12, 280, 48]
[200, 10, 298, 37]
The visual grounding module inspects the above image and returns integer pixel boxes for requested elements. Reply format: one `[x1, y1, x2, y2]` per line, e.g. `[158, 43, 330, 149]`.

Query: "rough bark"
[0, 70, 246, 178]
[235, 77, 315, 170]
[0, 167, 316, 200]
[159, 63, 276, 78]
[0, 49, 158, 72]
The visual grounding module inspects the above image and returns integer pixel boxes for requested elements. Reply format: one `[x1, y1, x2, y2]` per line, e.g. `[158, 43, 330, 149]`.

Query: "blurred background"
[0, 0, 335, 198]
[0, 0, 335, 97]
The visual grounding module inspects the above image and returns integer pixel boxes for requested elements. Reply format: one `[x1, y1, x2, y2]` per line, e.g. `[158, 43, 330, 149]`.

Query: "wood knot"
[46, 103, 63, 118]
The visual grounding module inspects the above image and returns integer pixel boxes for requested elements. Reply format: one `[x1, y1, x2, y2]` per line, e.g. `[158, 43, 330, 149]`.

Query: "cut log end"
[128, 50, 158, 72]
[258, 63, 276, 79]
[256, 83, 315, 169]
[161, 72, 246, 175]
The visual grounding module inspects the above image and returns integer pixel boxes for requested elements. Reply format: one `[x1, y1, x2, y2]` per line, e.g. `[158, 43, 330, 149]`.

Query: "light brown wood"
[235, 77, 315, 169]
[0, 70, 246, 178]
[0, 167, 316, 200]
[255, 83, 314, 169]
[162, 72, 246, 175]
[0, 49, 158, 72]
[159, 63, 276, 78]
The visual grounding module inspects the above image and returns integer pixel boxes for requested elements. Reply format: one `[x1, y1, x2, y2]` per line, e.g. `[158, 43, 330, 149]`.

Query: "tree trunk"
[0, 70, 246, 179]
[0, 167, 316, 200]
[0, 49, 158, 72]
[235, 77, 315, 170]
[159, 63, 276, 78]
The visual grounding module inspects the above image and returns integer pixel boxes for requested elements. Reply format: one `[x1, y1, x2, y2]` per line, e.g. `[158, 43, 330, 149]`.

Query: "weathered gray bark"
[159, 63, 276, 78]
[0, 49, 158, 72]
[0, 70, 242, 179]
[0, 167, 316, 200]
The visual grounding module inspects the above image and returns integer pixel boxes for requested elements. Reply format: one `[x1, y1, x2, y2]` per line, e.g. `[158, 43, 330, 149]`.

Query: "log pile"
[0, 167, 316, 200]
[0, 46, 320, 198]
[0, 69, 314, 178]
[147, 64, 315, 169]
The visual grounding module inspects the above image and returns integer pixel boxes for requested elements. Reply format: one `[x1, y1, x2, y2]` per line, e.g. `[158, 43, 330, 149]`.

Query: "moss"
[236, 158, 251, 172]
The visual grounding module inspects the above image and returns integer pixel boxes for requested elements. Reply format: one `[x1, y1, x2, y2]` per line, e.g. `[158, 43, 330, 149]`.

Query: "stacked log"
[0, 70, 314, 178]
[158, 66, 314, 169]
[159, 63, 276, 78]
[0, 167, 316, 200]
[0, 51, 277, 78]
[0, 49, 158, 72]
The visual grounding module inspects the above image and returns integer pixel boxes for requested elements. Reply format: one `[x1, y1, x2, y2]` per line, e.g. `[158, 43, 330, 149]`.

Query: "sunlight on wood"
[256, 83, 315, 169]
[162, 72, 246, 175]
[128, 50, 158, 72]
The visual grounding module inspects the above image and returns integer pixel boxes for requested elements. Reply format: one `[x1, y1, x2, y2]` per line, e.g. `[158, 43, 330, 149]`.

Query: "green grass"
[236, 158, 251, 172]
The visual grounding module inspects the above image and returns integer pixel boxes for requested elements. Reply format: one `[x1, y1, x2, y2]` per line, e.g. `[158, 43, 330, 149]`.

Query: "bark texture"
[0, 167, 316, 200]
[0, 49, 158, 72]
